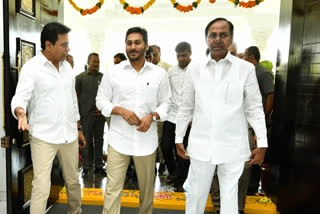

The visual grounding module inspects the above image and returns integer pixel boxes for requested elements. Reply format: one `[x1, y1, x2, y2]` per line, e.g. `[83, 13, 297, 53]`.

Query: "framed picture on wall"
[16, 38, 36, 70]
[16, 38, 36, 147]
[16, 0, 36, 19]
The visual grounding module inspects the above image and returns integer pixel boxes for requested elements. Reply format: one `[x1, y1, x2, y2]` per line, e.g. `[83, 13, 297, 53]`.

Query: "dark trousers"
[161, 121, 177, 176]
[173, 125, 191, 188]
[247, 164, 260, 194]
[81, 114, 105, 170]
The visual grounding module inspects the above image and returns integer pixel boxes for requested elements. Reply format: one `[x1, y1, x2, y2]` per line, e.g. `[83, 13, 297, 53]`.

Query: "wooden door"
[3, 0, 63, 213]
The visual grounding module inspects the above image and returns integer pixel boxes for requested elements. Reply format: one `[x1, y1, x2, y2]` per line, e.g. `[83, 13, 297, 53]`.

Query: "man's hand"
[96, 109, 102, 117]
[15, 107, 31, 131]
[246, 148, 267, 166]
[120, 108, 141, 126]
[136, 114, 153, 132]
[78, 130, 86, 150]
[176, 143, 190, 160]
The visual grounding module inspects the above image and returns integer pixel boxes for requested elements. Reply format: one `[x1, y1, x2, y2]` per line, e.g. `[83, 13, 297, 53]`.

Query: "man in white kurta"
[96, 27, 171, 214]
[175, 18, 268, 214]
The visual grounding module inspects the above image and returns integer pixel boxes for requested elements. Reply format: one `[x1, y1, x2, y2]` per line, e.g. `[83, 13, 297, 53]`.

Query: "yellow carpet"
[56, 187, 278, 213]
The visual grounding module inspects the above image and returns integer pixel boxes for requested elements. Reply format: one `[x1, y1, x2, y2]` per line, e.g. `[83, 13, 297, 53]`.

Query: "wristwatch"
[151, 112, 157, 121]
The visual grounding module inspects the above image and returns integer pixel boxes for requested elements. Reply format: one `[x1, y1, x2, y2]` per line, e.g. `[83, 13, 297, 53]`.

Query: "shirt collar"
[179, 61, 191, 72]
[38, 51, 67, 68]
[122, 59, 152, 73]
[205, 51, 234, 65]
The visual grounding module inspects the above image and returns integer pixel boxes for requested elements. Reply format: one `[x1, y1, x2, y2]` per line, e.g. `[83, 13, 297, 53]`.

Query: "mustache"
[129, 50, 138, 54]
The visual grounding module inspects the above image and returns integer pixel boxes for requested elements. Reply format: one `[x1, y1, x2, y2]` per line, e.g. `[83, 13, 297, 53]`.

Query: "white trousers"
[185, 158, 244, 214]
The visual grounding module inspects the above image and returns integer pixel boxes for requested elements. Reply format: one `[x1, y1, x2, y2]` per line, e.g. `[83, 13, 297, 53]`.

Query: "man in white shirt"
[11, 22, 86, 214]
[96, 27, 171, 214]
[161, 42, 192, 190]
[175, 18, 268, 214]
[150, 44, 172, 175]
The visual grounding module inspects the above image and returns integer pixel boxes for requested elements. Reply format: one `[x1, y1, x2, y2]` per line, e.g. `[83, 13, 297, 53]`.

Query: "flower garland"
[67, 0, 104, 16]
[119, 0, 156, 15]
[228, 0, 264, 8]
[170, 0, 204, 13]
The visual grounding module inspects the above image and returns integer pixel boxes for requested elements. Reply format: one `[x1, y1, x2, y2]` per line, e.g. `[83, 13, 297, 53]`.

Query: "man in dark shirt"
[76, 52, 106, 178]
[243, 46, 274, 201]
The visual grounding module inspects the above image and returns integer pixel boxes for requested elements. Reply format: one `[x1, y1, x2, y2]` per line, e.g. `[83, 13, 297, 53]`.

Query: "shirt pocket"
[225, 81, 243, 105]
[143, 82, 158, 104]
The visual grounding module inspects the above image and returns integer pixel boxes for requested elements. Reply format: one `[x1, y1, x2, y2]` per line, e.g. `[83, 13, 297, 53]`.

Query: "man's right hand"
[119, 108, 141, 126]
[176, 143, 190, 160]
[14, 107, 31, 131]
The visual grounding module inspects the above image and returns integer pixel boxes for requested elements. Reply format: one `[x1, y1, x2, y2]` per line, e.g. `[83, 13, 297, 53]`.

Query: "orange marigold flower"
[81, 9, 88, 15]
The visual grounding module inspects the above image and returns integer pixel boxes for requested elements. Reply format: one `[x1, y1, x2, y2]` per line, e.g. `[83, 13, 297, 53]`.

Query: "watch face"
[153, 115, 157, 121]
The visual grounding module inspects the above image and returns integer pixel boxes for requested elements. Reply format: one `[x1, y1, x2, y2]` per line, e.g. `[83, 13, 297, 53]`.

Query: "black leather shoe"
[95, 167, 107, 176]
[166, 175, 176, 184]
[82, 169, 89, 178]
[215, 211, 220, 214]
[174, 186, 185, 192]
[158, 163, 166, 175]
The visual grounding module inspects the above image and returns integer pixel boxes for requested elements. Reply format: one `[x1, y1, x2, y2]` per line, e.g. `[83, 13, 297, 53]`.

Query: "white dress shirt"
[175, 52, 268, 164]
[11, 52, 80, 144]
[96, 60, 171, 156]
[167, 65, 188, 124]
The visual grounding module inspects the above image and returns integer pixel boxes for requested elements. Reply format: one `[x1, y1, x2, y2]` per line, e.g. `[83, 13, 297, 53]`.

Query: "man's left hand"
[96, 109, 102, 117]
[78, 130, 87, 149]
[136, 114, 153, 132]
[246, 148, 267, 166]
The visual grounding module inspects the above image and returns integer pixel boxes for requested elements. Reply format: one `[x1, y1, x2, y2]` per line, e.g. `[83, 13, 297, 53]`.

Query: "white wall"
[0, 0, 7, 212]
[64, 0, 281, 76]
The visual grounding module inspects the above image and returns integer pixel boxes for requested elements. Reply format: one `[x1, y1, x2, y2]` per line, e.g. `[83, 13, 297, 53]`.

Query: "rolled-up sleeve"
[244, 67, 268, 148]
[175, 67, 195, 144]
[96, 70, 116, 117]
[11, 64, 35, 119]
[154, 72, 172, 121]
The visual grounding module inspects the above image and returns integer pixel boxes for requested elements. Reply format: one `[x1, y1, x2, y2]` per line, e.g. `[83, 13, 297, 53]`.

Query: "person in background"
[96, 27, 171, 214]
[151, 45, 172, 71]
[66, 54, 74, 68]
[161, 41, 192, 191]
[260, 60, 274, 78]
[113, 52, 127, 64]
[243, 46, 274, 197]
[11, 22, 86, 214]
[76, 53, 106, 178]
[175, 18, 268, 214]
[145, 46, 153, 62]
[150, 44, 172, 175]
[228, 42, 237, 56]
[237, 53, 244, 59]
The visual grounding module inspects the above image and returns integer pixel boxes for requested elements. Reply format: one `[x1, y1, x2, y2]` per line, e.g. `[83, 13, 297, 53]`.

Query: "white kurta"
[175, 52, 267, 164]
